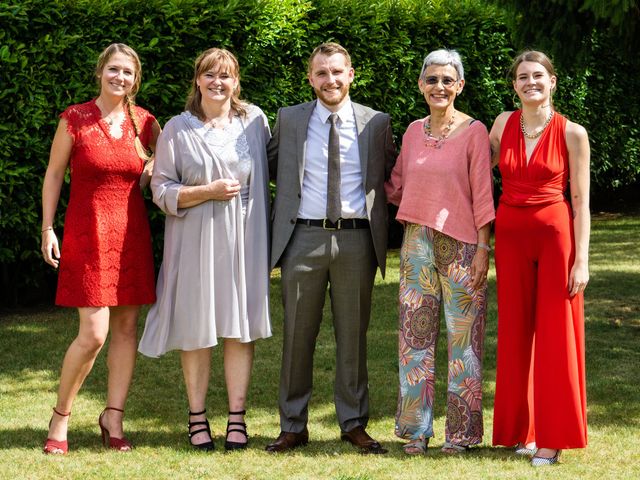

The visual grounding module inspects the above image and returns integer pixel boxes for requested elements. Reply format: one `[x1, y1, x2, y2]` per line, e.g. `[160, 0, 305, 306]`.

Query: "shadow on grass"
[583, 269, 640, 427]
[0, 425, 527, 463]
[0, 275, 496, 450]
[0, 277, 527, 449]
[2, 214, 639, 452]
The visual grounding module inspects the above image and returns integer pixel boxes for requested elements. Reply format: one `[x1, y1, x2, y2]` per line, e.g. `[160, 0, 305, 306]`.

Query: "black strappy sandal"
[224, 409, 248, 451]
[188, 409, 215, 451]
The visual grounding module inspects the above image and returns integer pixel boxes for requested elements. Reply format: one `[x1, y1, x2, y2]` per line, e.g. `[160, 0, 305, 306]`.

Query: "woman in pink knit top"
[385, 49, 495, 455]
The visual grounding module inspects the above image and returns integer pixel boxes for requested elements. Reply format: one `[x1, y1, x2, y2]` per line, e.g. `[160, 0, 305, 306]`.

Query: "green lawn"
[1, 213, 638, 479]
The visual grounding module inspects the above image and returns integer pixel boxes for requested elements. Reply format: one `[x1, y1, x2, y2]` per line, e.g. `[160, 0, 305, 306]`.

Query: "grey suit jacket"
[268, 100, 397, 277]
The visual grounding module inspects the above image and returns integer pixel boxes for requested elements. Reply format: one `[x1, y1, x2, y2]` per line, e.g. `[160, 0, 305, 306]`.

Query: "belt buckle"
[322, 218, 341, 230]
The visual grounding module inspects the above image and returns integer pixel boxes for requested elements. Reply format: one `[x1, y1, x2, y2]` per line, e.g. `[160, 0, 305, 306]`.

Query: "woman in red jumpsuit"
[490, 51, 590, 467]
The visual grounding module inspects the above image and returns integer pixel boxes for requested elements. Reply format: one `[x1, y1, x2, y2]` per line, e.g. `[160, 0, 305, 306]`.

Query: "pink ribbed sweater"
[385, 118, 495, 244]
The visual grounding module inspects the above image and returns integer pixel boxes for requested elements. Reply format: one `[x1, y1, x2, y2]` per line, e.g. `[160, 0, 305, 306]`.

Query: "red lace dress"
[55, 99, 156, 307]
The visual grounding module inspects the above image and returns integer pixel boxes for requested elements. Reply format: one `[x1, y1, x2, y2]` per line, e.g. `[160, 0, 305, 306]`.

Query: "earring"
[511, 92, 520, 109]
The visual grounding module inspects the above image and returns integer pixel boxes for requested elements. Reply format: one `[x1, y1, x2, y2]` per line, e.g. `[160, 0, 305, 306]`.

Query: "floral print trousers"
[395, 224, 486, 446]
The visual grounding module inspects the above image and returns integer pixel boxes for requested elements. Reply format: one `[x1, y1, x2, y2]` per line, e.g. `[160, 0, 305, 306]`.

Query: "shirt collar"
[315, 98, 354, 124]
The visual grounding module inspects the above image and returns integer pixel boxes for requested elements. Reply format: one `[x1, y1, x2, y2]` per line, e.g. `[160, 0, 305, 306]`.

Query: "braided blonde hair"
[126, 97, 153, 162]
[96, 43, 153, 162]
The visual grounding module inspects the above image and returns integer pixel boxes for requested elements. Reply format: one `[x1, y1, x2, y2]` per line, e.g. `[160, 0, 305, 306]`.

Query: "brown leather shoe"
[340, 426, 387, 454]
[265, 428, 309, 453]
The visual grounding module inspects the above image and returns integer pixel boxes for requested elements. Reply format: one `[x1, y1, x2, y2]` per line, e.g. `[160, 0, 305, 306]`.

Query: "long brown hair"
[95, 43, 152, 162]
[185, 48, 248, 120]
[509, 50, 557, 95]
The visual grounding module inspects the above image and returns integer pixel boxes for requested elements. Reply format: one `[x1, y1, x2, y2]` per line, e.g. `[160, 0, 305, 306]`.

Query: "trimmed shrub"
[0, 0, 636, 305]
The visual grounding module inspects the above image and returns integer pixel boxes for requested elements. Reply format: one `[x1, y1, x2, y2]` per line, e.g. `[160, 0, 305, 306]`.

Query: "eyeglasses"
[423, 75, 458, 87]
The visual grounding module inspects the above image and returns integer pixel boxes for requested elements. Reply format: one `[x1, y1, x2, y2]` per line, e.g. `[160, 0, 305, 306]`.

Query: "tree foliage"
[0, 0, 637, 306]
[494, 0, 639, 62]
[0, 0, 515, 305]
[492, 0, 640, 199]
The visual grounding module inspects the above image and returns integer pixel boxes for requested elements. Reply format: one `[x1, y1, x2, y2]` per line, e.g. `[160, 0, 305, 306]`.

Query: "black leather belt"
[296, 218, 370, 230]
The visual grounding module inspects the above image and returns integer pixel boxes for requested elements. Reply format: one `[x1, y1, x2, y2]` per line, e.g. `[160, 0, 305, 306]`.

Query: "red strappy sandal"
[43, 407, 71, 455]
[98, 407, 132, 451]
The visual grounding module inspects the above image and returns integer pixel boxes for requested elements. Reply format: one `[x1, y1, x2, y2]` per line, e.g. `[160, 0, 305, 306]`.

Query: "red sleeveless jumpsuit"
[492, 111, 587, 449]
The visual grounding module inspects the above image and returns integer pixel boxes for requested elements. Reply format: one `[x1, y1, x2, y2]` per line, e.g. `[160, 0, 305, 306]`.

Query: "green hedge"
[0, 0, 637, 306]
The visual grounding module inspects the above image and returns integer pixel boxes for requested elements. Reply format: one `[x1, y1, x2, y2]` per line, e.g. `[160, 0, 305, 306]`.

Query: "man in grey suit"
[265, 42, 396, 454]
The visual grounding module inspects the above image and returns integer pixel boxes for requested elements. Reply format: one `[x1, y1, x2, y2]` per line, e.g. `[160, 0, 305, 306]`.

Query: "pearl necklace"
[521, 110, 554, 139]
[423, 110, 456, 149]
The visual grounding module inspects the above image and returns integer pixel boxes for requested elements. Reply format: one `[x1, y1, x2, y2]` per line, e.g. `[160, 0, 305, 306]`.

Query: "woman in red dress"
[490, 51, 590, 466]
[40, 43, 161, 454]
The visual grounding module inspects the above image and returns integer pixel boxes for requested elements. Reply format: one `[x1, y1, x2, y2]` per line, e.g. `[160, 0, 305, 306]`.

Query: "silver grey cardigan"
[139, 106, 272, 357]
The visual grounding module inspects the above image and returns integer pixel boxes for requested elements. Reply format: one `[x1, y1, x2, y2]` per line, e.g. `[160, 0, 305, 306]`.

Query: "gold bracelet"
[477, 242, 492, 252]
[41, 226, 53, 233]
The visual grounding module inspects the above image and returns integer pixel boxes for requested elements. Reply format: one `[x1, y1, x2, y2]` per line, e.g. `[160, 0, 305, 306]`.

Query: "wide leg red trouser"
[492, 201, 587, 449]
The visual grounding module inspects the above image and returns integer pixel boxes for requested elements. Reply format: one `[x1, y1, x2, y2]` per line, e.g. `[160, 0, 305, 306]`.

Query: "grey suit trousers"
[278, 223, 377, 433]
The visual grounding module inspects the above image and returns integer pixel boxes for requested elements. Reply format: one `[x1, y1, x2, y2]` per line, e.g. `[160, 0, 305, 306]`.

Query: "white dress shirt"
[298, 100, 367, 219]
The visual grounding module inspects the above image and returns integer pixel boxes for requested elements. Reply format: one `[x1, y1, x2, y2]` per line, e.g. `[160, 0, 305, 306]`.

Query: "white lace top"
[186, 112, 252, 207]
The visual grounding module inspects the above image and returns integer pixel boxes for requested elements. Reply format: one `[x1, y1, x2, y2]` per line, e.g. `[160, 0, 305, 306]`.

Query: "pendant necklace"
[102, 108, 124, 126]
[97, 98, 121, 126]
[206, 111, 232, 129]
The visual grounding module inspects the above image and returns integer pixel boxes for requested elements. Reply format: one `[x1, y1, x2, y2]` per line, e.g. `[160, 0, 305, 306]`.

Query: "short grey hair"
[419, 49, 464, 81]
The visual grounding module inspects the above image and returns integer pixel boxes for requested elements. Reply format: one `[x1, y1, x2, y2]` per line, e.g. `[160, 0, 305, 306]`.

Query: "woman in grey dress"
[139, 48, 271, 451]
